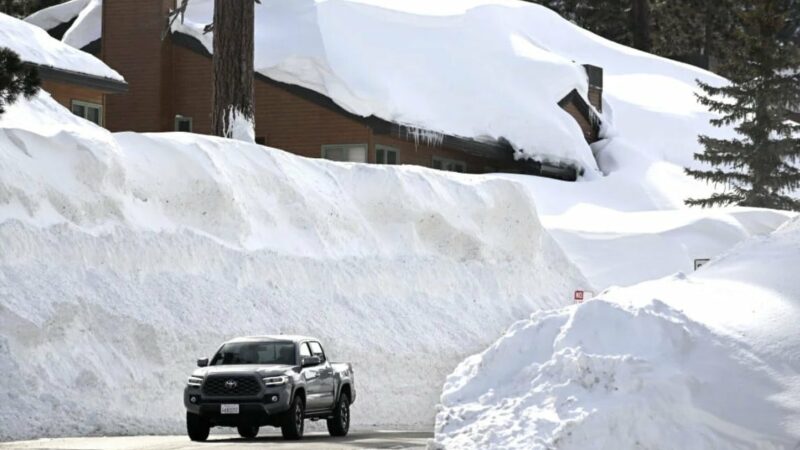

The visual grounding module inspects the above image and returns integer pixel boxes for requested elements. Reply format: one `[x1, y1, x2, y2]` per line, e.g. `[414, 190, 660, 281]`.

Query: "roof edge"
[30, 63, 128, 93]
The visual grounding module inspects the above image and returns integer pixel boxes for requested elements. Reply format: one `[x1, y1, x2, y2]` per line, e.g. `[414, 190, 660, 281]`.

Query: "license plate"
[220, 404, 239, 414]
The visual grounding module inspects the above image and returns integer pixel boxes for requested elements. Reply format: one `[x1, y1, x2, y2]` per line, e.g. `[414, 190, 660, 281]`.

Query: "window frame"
[321, 144, 369, 163]
[375, 144, 400, 165]
[175, 115, 193, 133]
[432, 156, 467, 173]
[307, 341, 326, 363]
[70, 99, 103, 126]
[299, 342, 312, 358]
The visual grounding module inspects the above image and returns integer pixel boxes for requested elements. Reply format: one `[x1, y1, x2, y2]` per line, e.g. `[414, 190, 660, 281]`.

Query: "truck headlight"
[263, 376, 288, 387]
[187, 376, 204, 387]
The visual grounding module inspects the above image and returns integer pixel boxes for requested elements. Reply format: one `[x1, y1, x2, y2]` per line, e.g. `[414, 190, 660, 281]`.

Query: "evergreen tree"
[651, 0, 740, 73]
[686, 0, 800, 211]
[0, 47, 40, 116]
[0, 0, 64, 18]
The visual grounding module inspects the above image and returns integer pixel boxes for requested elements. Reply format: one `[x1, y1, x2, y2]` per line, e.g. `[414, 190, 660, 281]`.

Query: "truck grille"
[202, 375, 261, 396]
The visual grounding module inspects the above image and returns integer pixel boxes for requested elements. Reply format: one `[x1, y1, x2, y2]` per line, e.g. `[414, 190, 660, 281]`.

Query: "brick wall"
[102, 0, 174, 132]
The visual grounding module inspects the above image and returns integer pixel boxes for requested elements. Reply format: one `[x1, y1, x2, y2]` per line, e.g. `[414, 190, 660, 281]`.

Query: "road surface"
[0, 431, 432, 450]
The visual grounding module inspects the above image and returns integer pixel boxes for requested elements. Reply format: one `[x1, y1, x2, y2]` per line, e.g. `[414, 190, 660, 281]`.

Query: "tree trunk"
[211, 0, 255, 141]
[631, 0, 652, 52]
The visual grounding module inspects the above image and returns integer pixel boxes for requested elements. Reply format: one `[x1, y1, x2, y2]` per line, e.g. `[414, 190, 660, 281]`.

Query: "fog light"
[271, 395, 279, 402]
[190, 395, 198, 404]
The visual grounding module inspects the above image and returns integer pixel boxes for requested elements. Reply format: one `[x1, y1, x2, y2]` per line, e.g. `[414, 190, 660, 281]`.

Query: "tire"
[327, 392, 350, 437]
[237, 424, 259, 439]
[281, 394, 305, 440]
[186, 412, 210, 442]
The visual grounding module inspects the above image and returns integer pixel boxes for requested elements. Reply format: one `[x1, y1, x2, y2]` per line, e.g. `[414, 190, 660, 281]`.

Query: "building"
[1, 11, 127, 124]
[28, 0, 603, 180]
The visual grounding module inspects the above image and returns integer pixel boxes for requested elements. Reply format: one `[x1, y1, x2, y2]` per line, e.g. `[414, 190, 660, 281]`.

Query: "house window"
[71, 100, 102, 126]
[175, 115, 193, 132]
[322, 144, 367, 163]
[375, 145, 399, 165]
[432, 157, 466, 173]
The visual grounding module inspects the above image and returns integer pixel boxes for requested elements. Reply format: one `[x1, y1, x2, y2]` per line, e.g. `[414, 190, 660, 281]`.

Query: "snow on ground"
[0, 92, 588, 441]
[0, 12, 122, 82]
[434, 217, 800, 449]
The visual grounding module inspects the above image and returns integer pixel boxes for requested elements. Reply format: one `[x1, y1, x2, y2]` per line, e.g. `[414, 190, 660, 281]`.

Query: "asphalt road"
[0, 431, 432, 450]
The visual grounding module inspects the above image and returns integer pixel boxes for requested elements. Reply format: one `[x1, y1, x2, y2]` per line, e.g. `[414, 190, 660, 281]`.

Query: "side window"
[299, 342, 311, 358]
[376, 145, 399, 165]
[175, 115, 192, 132]
[322, 144, 368, 163]
[71, 100, 103, 126]
[308, 341, 326, 362]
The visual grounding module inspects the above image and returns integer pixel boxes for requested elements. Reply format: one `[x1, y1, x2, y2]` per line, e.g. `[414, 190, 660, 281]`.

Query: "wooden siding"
[41, 79, 105, 121]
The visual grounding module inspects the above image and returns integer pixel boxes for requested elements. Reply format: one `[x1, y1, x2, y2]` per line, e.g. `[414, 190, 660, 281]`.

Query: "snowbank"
[0, 12, 122, 82]
[434, 218, 800, 449]
[0, 92, 588, 441]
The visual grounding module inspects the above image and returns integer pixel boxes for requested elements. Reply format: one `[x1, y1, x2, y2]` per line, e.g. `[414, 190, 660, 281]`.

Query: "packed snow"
[0, 91, 588, 441]
[434, 218, 800, 449]
[0, 12, 122, 82]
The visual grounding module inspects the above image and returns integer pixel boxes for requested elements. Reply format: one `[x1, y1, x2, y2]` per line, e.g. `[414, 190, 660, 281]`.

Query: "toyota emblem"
[224, 379, 238, 390]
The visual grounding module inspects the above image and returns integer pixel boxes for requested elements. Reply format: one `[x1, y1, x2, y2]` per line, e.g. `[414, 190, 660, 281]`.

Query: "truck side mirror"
[197, 357, 209, 367]
[301, 356, 321, 367]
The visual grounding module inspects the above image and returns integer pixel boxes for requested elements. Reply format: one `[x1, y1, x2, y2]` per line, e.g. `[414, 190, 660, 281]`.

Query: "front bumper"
[184, 384, 292, 426]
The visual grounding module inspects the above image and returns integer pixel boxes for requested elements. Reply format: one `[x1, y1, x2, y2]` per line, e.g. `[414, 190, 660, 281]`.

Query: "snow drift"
[0, 92, 588, 441]
[434, 218, 800, 449]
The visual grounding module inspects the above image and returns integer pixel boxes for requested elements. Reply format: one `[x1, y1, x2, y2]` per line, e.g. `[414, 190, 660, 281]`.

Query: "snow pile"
[434, 218, 800, 449]
[0, 92, 588, 441]
[0, 12, 122, 81]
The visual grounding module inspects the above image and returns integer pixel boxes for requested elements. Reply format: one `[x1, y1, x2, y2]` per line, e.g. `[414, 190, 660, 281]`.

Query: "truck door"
[309, 341, 335, 409]
[299, 342, 325, 411]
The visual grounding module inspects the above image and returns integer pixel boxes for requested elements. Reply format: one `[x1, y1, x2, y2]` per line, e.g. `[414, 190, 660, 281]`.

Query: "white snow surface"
[0, 12, 122, 82]
[33, 0, 738, 174]
[0, 92, 588, 441]
[434, 218, 800, 449]
[24, 0, 89, 30]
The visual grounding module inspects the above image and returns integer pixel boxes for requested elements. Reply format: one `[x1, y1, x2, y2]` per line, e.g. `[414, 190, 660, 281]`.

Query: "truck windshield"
[211, 341, 296, 366]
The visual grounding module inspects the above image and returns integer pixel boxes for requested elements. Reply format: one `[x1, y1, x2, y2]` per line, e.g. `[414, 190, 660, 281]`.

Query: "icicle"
[403, 126, 444, 148]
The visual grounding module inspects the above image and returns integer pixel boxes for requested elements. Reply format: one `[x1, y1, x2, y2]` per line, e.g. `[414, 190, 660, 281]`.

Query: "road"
[0, 431, 432, 450]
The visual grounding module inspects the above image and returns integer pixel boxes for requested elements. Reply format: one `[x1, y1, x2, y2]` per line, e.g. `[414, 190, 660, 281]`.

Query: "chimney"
[102, 0, 175, 132]
[582, 64, 603, 113]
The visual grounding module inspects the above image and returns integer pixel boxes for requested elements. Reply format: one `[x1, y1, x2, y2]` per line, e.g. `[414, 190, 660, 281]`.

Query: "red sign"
[574, 290, 584, 303]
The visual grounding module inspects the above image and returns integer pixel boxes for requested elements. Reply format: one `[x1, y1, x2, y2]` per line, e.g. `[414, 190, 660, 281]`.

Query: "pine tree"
[686, 0, 800, 211]
[211, 0, 255, 141]
[0, 47, 40, 116]
[0, 0, 65, 19]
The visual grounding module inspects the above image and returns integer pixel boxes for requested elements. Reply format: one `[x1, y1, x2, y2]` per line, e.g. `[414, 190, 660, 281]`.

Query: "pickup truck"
[183, 335, 355, 441]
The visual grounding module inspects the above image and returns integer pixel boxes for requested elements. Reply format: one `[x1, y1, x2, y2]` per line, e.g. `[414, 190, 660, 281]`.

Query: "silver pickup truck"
[183, 335, 355, 441]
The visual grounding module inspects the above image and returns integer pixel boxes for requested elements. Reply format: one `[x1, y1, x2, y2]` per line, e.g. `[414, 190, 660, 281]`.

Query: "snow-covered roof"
[1, 11, 123, 82]
[26, 0, 732, 174]
[174, 0, 596, 169]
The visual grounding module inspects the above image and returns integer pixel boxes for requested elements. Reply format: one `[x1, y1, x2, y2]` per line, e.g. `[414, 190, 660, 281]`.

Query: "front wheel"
[237, 424, 259, 439]
[327, 392, 350, 437]
[281, 395, 305, 440]
[186, 412, 210, 442]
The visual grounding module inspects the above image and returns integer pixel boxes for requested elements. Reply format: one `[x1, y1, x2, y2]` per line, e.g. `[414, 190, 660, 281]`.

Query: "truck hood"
[193, 364, 296, 377]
